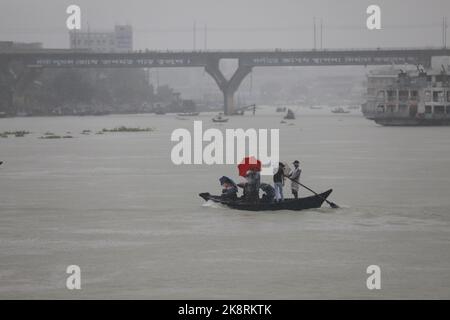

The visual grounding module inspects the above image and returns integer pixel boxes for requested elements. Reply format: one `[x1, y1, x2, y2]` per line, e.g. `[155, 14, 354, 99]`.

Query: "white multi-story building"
[69, 25, 133, 52]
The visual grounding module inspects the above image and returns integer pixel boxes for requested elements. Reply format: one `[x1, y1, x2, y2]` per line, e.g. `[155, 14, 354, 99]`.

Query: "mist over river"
[0, 108, 449, 299]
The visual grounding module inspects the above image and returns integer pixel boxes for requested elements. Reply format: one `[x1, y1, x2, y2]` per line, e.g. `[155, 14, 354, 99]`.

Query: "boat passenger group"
[220, 160, 301, 203]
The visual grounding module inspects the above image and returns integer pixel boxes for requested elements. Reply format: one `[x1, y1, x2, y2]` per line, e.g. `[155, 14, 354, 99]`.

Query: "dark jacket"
[260, 183, 275, 202]
[273, 167, 285, 183]
[221, 185, 238, 200]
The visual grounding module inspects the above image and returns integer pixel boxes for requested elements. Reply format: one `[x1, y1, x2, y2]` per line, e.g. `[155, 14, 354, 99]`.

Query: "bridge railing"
[1, 46, 449, 55]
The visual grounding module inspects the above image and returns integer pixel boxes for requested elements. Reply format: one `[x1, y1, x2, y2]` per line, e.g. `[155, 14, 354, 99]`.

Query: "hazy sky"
[0, 0, 449, 50]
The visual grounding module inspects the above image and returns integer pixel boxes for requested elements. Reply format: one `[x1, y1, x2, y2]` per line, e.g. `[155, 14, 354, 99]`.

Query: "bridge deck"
[1, 48, 449, 68]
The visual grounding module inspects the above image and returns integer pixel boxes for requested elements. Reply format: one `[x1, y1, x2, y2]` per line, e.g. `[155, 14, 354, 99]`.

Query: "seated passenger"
[219, 176, 238, 200]
[243, 169, 260, 202]
[260, 183, 275, 203]
[221, 182, 238, 200]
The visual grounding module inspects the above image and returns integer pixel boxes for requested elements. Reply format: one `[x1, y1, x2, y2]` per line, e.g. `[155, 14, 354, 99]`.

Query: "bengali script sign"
[29, 57, 196, 67]
[243, 55, 422, 66]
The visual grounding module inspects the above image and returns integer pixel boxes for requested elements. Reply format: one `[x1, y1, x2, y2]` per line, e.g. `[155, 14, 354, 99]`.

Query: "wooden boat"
[331, 107, 350, 114]
[177, 112, 199, 116]
[153, 105, 166, 115]
[199, 189, 332, 211]
[212, 114, 229, 123]
[284, 109, 295, 119]
[232, 104, 256, 115]
[213, 118, 229, 123]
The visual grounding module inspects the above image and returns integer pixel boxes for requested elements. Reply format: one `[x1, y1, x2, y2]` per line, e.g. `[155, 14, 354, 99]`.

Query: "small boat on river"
[199, 189, 333, 211]
[177, 112, 199, 116]
[212, 114, 229, 123]
[284, 109, 295, 119]
[331, 107, 350, 114]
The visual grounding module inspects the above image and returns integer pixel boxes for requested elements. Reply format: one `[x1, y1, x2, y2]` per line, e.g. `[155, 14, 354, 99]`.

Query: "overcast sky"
[0, 0, 449, 50]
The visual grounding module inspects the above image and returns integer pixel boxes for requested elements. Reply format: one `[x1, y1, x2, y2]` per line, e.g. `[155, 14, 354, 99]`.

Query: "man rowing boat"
[288, 160, 301, 199]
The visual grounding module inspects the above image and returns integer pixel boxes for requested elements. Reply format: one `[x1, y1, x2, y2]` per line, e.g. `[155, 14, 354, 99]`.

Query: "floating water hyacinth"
[2, 130, 31, 137]
[39, 134, 73, 139]
[101, 126, 155, 133]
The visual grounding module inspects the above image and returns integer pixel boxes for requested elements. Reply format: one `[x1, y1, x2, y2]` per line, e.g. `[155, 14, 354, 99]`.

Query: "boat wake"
[202, 200, 227, 209]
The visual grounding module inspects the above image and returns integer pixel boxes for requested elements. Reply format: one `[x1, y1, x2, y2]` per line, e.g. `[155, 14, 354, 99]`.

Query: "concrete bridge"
[1, 47, 450, 115]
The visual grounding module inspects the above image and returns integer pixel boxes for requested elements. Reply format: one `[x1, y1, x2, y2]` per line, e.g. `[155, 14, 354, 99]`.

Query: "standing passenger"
[273, 162, 285, 202]
[289, 160, 301, 199]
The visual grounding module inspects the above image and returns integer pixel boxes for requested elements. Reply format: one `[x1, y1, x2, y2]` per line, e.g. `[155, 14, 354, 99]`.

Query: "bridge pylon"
[205, 59, 252, 115]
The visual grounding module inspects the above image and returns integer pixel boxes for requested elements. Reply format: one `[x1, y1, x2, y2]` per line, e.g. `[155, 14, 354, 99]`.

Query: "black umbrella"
[219, 176, 236, 186]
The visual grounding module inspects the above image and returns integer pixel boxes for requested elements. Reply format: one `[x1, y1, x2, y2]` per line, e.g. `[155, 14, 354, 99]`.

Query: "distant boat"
[212, 114, 229, 123]
[331, 107, 350, 114]
[284, 109, 295, 120]
[310, 106, 323, 110]
[176, 112, 199, 116]
[276, 107, 287, 113]
[154, 109, 166, 115]
[233, 104, 256, 115]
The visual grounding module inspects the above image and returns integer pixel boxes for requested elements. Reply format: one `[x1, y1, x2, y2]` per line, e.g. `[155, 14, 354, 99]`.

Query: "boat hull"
[199, 189, 333, 211]
[373, 118, 450, 126]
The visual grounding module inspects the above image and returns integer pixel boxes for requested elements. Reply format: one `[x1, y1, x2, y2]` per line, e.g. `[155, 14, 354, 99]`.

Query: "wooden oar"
[284, 175, 339, 209]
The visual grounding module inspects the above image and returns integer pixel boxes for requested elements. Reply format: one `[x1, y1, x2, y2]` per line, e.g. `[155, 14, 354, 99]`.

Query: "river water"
[0, 107, 449, 299]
